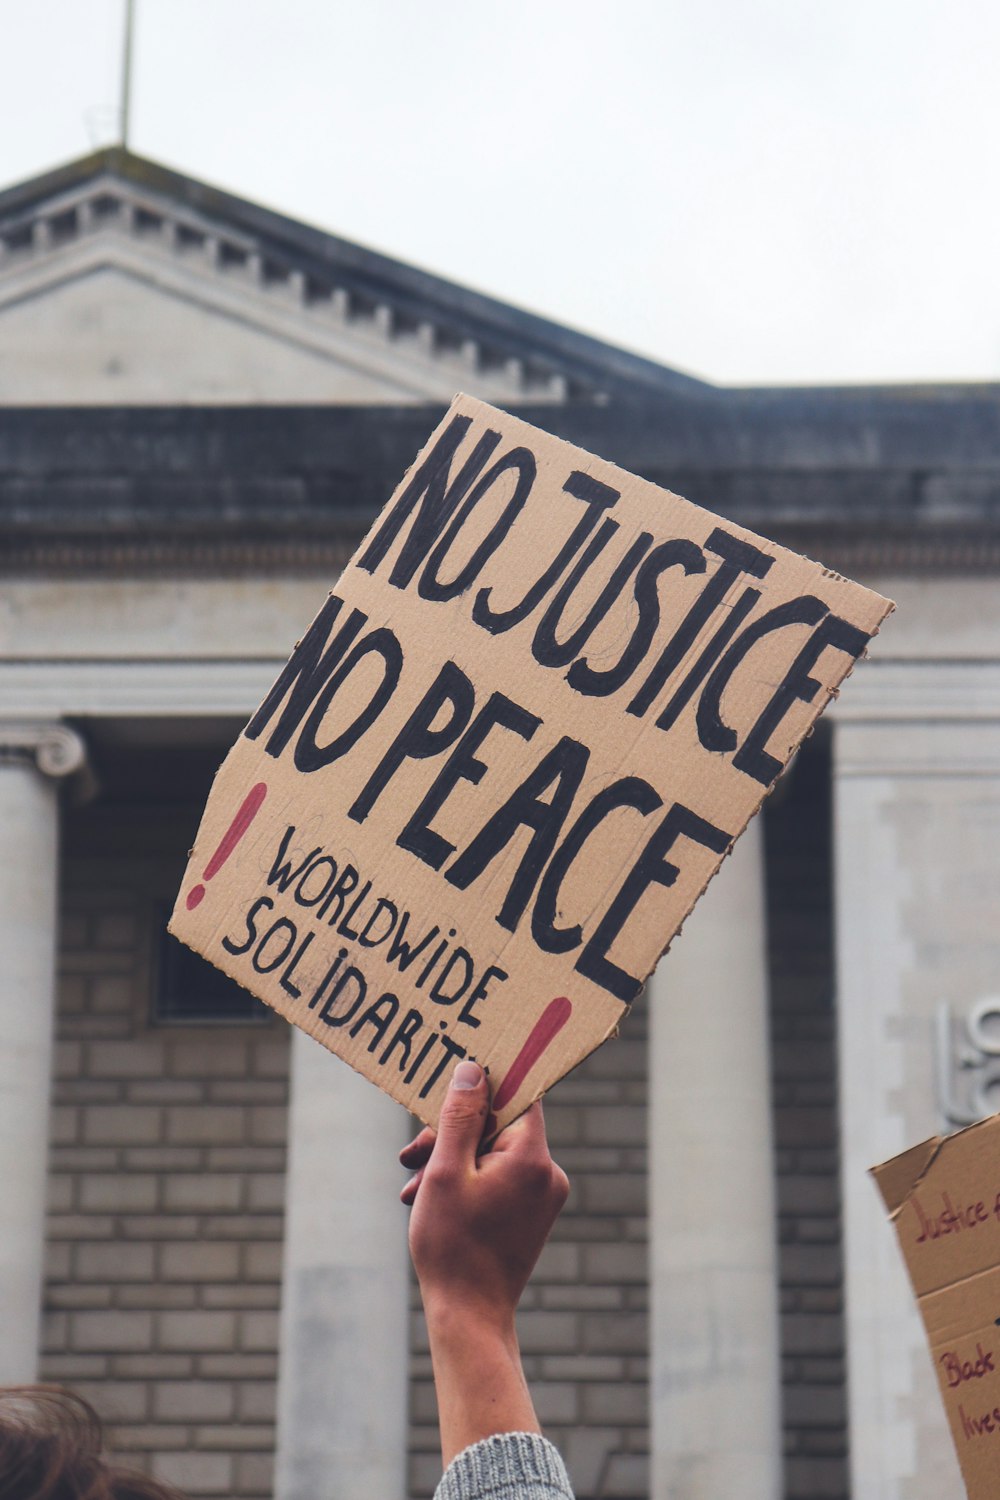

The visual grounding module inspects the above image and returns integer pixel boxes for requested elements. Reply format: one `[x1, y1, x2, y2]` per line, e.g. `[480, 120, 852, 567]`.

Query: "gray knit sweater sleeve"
[433, 1432, 575, 1500]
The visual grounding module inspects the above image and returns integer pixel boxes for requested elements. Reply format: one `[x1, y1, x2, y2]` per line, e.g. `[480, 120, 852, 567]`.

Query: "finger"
[400, 1165, 426, 1206]
[487, 1100, 570, 1214]
[428, 1061, 490, 1174]
[400, 1126, 436, 1167]
[489, 1099, 549, 1157]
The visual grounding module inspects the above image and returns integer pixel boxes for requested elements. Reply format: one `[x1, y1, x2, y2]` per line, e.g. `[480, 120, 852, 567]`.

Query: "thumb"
[431, 1061, 489, 1172]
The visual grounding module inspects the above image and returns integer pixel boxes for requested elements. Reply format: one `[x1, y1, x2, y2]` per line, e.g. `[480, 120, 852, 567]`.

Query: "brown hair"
[0, 1387, 185, 1500]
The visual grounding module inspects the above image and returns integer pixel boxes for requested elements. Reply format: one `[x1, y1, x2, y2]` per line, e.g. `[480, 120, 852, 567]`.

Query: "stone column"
[0, 721, 85, 1382]
[832, 661, 1000, 1500]
[275, 1029, 411, 1500]
[649, 817, 782, 1500]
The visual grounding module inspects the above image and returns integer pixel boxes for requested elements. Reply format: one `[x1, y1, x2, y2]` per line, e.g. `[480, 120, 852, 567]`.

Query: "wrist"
[421, 1293, 539, 1465]
[421, 1289, 518, 1348]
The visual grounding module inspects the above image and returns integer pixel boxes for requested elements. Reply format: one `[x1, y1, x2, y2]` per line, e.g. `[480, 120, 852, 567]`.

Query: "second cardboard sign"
[873, 1115, 1000, 1500]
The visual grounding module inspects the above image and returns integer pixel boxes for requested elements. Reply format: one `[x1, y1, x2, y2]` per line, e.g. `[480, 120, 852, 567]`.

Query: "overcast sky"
[4, 0, 1000, 387]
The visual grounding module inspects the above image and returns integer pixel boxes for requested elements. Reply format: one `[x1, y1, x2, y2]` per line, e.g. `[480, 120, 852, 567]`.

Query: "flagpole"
[121, 0, 135, 149]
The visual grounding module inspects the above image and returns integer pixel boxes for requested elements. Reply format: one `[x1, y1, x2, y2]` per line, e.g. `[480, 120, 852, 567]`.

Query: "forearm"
[423, 1298, 541, 1468]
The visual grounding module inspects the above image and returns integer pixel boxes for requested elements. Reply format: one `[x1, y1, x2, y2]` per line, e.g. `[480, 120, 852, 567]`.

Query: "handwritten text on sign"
[873, 1116, 1000, 1499]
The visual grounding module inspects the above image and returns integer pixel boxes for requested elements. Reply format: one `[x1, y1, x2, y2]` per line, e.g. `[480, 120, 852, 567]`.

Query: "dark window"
[154, 904, 270, 1025]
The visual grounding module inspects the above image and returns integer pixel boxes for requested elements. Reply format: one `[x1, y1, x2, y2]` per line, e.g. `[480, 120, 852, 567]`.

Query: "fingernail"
[452, 1060, 482, 1090]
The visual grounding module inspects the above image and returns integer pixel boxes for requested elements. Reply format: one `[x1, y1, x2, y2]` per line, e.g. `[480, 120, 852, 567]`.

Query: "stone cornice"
[3, 527, 999, 579]
[831, 660, 1000, 777]
[2, 402, 1000, 576]
[8, 657, 1000, 729]
[0, 534, 360, 578]
[0, 662, 275, 719]
[831, 659, 1000, 723]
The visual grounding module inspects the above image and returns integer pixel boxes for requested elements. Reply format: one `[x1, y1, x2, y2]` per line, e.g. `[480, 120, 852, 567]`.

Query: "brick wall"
[44, 736, 841, 1500]
[765, 729, 848, 1500]
[55, 788, 650, 1500]
[408, 1007, 650, 1500]
[42, 785, 290, 1500]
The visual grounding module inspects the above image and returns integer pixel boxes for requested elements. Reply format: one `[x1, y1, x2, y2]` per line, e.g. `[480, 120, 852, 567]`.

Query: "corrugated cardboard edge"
[869, 1113, 1000, 1220]
[657, 603, 895, 976]
[870, 1135, 943, 1218]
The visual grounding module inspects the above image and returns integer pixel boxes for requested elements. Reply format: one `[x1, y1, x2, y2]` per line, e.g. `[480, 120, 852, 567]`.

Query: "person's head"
[0, 1386, 184, 1500]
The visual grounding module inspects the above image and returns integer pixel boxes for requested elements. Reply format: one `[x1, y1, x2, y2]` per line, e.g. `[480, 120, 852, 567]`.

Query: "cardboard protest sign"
[170, 394, 892, 1131]
[872, 1116, 1000, 1500]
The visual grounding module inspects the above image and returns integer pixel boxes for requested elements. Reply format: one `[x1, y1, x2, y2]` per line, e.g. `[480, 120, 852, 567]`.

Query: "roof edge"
[0, 148, 713, 402]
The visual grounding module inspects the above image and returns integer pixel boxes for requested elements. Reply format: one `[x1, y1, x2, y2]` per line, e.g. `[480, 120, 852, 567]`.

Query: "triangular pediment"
[0, 174, 532, 404]
[0, 150, 709, 407]
[0, 236, 491, 405]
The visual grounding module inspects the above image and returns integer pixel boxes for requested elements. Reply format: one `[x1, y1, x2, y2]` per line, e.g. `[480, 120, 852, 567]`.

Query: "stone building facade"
[2, 147, 1000, 1500]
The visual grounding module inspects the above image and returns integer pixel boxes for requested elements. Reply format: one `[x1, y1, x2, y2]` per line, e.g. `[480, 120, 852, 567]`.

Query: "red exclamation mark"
[486, 996, 573, 1136]
[186, 782, 269, 910]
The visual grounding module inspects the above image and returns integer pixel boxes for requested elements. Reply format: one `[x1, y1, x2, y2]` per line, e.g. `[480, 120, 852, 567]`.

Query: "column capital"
[0, 721, 86, 779]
